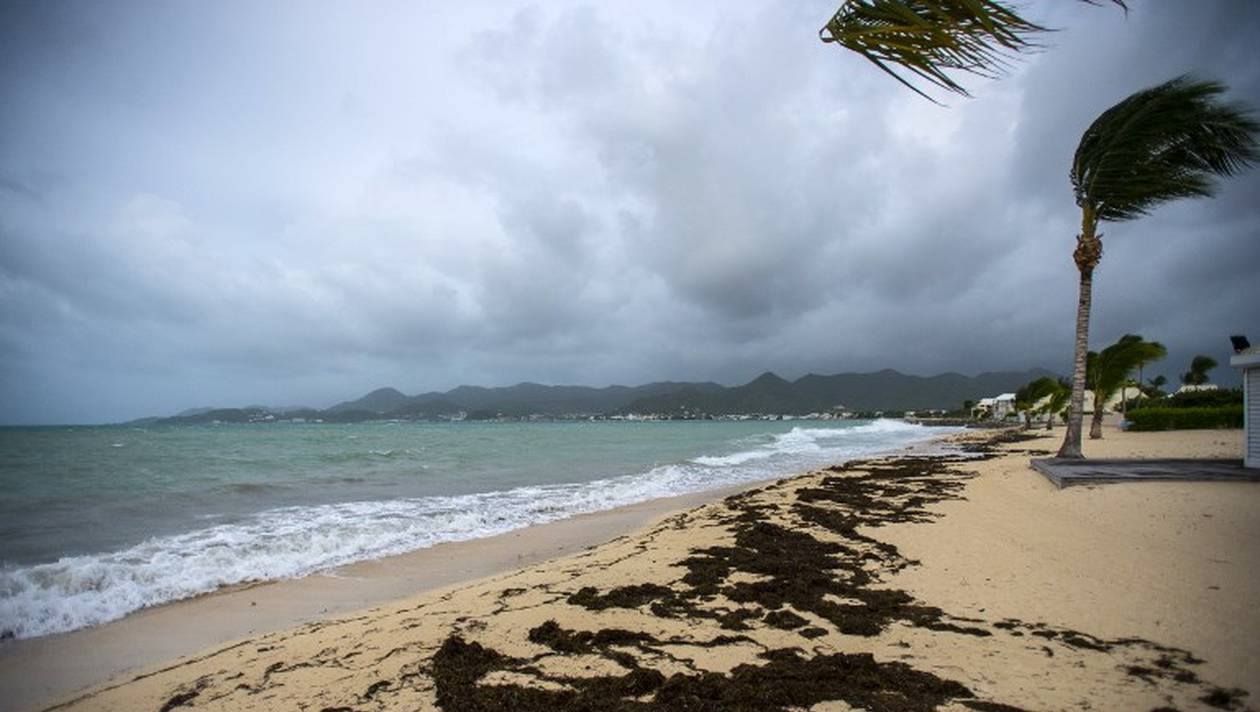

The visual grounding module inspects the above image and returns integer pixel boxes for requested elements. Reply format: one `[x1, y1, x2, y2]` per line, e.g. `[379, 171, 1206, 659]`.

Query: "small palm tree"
[1131, 338, 1165, 405]
[1144, 374, 1168, 399]
[1042, 378, 1071, 431]
[1181, 355, 1219, 386]
[1086, 335, 1166, 439]
[1023, 376, 1069, 431]
[819, 0, 1125, 100]
[1014, 382, 1038, 430]
[1056, 77, 1258, 458]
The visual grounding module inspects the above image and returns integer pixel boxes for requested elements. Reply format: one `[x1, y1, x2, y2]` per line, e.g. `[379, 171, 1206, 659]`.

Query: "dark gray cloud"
[1, 0, 1257, 424]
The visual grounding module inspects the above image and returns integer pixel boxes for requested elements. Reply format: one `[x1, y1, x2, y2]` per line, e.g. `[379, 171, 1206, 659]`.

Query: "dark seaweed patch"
[157, 690, 199, 712]
[361, 679, 390, 700]
[762, 609, 807, 630]
[568, 584, 674, 611]
[959, 701, 1032, 712]
[956, 429, 1046, 455]
[430, 635, 976, 712]
[528, 619, 656, 655]
[1200, 687, 1249, 709]
[716, 608, 761, 630]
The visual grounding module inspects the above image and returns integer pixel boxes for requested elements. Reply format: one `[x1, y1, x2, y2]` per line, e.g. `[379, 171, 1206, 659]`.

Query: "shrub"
[1168, 388, 1243, 408]
[1126, 405, 1243, 431]
[1135, 389, 1243, 410]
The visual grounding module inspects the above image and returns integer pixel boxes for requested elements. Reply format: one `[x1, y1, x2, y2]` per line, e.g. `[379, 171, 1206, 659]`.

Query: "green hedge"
[1142, 389, 1243, 409]
[1126, 405, 1243, 431]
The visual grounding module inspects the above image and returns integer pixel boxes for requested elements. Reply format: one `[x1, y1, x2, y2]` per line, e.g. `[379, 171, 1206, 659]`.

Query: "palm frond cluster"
[1072, 76, 1260, 223]
[819, 0, 1125, 100]
[1087, 335, 1165, 400]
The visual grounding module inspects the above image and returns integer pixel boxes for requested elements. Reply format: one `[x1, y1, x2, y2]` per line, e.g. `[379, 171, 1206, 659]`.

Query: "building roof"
[1230, 346, 1260, 368]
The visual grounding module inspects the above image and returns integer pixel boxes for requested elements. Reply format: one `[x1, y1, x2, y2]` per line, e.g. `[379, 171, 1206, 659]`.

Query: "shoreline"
[0, 479, 771, 712]
[0, 429, 956, 712]
[9, 425, 1256, 711]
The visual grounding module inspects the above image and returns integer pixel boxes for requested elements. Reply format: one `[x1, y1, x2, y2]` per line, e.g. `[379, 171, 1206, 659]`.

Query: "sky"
[2, 1, 1258, 425]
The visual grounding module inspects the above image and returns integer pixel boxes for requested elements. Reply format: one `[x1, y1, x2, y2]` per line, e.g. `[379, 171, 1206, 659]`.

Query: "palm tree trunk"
[1058, 266, 1093, 457]
[1089, 391, 1104, 439]
[1058, 216, 1101, 459]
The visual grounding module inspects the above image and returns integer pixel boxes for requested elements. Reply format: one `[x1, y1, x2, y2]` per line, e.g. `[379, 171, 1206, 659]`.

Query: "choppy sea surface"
[0, 419, 950, 640]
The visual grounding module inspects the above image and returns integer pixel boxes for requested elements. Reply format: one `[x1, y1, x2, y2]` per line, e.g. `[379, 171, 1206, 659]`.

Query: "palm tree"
[1056, 77, 1258, 458]
[1024, 376, 1069, 431]
[1131, 338, 1165, 408]
[1181, 355, 1219, 386]
[1144, 374, 1168, 399]
[1086, 335, 1166, 439]
[1042, 378, 1071, 431]
[1014, 382, 1038, 430]
[819, 0, 1125, 100]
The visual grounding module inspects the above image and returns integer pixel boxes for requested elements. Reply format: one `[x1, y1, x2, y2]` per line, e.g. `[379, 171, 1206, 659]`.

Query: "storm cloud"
[2, 1, 1257, 424]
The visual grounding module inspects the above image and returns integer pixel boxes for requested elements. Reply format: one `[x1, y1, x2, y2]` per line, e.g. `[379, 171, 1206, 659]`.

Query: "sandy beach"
[6, 425, 1256, 712]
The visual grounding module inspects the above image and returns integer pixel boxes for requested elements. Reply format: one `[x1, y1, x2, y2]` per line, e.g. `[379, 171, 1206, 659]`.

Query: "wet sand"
[6, 425, 1256, 711]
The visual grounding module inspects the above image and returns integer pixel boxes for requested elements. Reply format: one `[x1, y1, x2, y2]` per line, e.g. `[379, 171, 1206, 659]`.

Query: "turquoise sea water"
[0, 419, 947, 639]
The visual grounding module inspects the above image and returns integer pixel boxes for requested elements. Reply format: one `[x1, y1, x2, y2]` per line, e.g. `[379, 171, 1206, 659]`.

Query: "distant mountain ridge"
[326, 380, 728, 419]
[148, 368, 1055, 425]
[623, 368, 1057, 415]
[212, 367, 1056, 423]
[330, 387, 410, 414]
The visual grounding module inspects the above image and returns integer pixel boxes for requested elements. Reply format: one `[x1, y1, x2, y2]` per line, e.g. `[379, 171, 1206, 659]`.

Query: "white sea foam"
[692, 419, 924, 467]
[0, 420, 946, 640]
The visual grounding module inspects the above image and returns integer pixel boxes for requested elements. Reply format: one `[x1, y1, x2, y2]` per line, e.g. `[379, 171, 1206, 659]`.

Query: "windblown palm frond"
[1072, 76, 1260, 223]
[820, 0, 1125, 100]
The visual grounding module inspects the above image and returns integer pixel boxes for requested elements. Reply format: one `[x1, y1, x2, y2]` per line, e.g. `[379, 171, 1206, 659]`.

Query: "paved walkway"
[1030, 458, 1258, 488]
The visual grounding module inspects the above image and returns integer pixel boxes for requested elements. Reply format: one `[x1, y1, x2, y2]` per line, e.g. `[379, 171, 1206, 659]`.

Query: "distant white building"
[1175, 383, 1220, 394]
[1230, 346, 1260, 469]
[973, 393, 1018, 421]
[1082, 389, 1133, 416]
[992, 393, 1017, 420]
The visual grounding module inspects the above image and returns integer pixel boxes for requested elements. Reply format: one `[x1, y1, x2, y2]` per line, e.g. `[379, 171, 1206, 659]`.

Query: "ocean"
[0, 419, 949, 640]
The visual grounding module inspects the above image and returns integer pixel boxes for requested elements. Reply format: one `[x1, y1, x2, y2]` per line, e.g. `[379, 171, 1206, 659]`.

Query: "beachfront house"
[1230, 342, 1260, 468]
[992, 393, 1016, 420]
[972, 393, 1018, 421]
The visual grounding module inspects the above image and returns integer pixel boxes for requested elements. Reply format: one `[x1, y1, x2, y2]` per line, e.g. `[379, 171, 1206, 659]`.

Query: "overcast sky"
[2, 1, 1258, 424]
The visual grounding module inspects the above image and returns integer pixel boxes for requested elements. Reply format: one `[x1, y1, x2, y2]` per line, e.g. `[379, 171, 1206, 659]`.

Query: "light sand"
[881, 426, 1258, 710]
[6, 425, 1256, 711]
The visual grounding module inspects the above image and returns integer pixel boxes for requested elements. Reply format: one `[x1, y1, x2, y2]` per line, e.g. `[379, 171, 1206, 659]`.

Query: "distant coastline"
[128, 367, 1056, 427]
